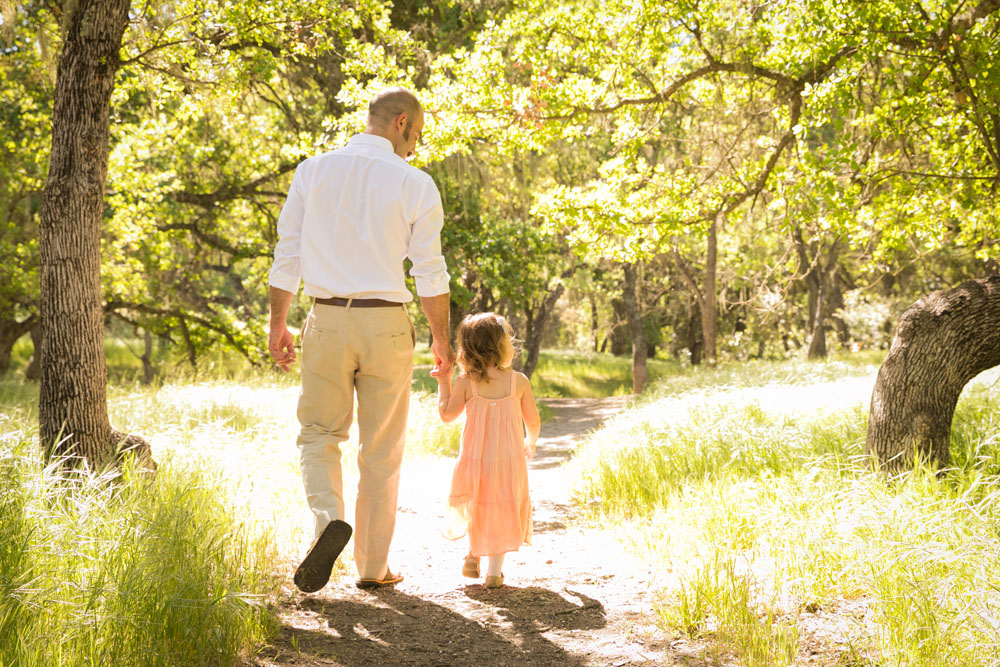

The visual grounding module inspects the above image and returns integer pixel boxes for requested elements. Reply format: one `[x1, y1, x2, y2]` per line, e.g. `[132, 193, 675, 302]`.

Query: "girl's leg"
[487, 553, 504, 577]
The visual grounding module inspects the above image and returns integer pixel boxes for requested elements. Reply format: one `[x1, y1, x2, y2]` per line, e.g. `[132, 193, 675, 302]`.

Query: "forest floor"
[251, 395, 719, 666]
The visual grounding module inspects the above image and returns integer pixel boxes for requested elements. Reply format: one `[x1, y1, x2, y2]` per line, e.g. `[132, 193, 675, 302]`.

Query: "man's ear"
[395, 112, 407, 132]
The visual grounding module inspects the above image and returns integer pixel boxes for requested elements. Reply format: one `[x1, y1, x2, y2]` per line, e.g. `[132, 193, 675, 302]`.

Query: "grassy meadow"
[2, 336, 999, 665]
[570, 353, 1000, 666]
[0, 339, 461, 666]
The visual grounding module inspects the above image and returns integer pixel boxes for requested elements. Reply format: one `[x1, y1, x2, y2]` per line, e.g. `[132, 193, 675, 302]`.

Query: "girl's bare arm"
[438, 373, 469, 422]
[518, 372, 541, 455]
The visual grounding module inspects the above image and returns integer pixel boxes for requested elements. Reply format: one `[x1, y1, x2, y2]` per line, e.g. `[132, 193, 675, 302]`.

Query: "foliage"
[100, 0, 424, 363]
[6, 0, 1000, 372]
[0, 3, 51, 356]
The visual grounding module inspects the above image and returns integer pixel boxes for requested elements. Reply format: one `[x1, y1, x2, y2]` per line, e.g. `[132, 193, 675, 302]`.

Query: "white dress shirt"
[269, 134, 450, 302]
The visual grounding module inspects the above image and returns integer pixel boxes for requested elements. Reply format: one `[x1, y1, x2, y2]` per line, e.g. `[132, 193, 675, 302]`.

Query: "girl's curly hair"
[457, 312, 518, 382]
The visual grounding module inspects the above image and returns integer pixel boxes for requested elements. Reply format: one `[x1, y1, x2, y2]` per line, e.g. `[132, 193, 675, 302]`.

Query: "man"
[268, 88, 454, 592]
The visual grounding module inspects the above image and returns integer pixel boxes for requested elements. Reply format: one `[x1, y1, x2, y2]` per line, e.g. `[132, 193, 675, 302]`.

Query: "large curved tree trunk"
[865, 276, 1000, 471]
[38, 0, 151, 467]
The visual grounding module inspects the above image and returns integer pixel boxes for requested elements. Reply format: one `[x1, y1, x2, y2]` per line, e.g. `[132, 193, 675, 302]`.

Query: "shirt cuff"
[268, 269, 301, 294]
[414, 270, 450, 298]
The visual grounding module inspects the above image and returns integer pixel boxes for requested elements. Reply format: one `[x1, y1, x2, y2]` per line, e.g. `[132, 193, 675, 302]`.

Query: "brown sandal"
[356, 568, 404, 590]
[462, 555, 480, 578]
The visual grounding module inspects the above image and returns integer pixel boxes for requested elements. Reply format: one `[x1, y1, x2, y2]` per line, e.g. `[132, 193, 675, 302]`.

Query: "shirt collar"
[349, 133, 395, 153]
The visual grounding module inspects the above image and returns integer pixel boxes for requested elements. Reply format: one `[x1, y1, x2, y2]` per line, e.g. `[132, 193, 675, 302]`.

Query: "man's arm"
[267, 160, 307, 371]
[419, 293, 455, 377]
[269, 286, 297, 371]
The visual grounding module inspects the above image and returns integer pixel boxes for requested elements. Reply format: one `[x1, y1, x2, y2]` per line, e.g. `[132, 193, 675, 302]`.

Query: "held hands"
[429, 340, 456, 380]
[268, 326, 297, 372]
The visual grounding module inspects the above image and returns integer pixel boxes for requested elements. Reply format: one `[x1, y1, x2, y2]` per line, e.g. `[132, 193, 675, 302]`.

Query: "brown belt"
[314, 297, 403, 308]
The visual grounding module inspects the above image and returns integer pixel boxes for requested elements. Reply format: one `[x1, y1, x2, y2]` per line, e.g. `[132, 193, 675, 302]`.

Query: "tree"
[622, 262, 648, 392]
[37, 0, 145, 463]
[865, 276, 1000, 471]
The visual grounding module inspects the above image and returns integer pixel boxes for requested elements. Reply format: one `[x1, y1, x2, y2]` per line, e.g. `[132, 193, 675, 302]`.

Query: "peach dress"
[444, 371, 532, 556]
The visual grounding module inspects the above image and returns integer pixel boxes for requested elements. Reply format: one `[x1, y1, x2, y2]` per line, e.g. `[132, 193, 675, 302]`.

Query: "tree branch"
[172, 161, 299, 207]
[155, 220, 271, 259]
[105, 300, 257, 364]
[670, 249, 705, 308]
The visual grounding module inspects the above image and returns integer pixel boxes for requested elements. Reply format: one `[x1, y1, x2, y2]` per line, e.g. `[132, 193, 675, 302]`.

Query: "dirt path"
[254, 397, 698, 666]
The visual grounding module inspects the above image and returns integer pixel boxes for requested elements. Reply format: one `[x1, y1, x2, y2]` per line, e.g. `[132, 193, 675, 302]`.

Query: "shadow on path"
[463, 585, 606, 633]
[257, 587, 589, 666]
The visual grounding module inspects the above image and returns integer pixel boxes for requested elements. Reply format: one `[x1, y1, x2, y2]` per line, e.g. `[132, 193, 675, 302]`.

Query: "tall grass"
[0, 358, 462, 663]
[0, 429, 277, 665]
[571, 356, 1000, 666]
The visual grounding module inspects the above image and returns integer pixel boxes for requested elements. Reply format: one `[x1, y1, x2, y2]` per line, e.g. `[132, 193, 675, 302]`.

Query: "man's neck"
[364, 126, 398, 151]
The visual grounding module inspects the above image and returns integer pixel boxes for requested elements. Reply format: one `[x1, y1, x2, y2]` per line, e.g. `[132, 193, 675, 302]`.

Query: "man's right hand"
[268, 325, 297, 371]
[429, 340, 456, 379]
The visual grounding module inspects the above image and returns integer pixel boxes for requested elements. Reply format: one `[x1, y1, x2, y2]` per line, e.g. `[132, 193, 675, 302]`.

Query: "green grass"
[0, 350, 464, 666]
[407, 345, 684, 398]
[0, 429, 277, 666]
[7, 338, 942, 665]
[569, 354, 1000, 665]
[529, 349, 683, 398]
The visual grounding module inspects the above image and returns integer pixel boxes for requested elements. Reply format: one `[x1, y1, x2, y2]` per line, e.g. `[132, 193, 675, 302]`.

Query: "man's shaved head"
[367, 88, 422, 128]
[365, 87, 424, 159]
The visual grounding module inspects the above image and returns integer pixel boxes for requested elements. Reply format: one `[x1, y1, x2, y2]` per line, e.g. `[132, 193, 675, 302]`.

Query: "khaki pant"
[296, 302, 414, 580]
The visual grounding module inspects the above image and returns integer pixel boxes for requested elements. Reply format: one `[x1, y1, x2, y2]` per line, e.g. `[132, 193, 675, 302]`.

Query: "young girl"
[436, 312, 541, 588]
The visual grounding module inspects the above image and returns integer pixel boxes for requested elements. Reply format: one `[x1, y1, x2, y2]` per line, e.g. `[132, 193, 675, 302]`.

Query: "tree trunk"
[522, 281, 566, 379]
[865, 276, 1000, 472]
[589, 292, 600, 352]
[687, 298, 702, 365]
[793, 226, 842, 360]
[672, 219, 718, 364]
[609, 298, 630, 356]
[141, 328, 154, 385]
[828, 279, 851, 345]
[702, 219, 718, 362]
[38, 0, 151, 467]
[25, 324, 42, 380]
[522, 267, 577, 377]
[623, 263, 648, 393]
[806, 272, 828, 358]
[0, 315, 36, 372]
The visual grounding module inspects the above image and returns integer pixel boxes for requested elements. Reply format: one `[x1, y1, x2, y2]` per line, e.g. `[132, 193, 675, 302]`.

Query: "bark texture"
[38, 0, 149, 465]
[865, 276, 1000, 471]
